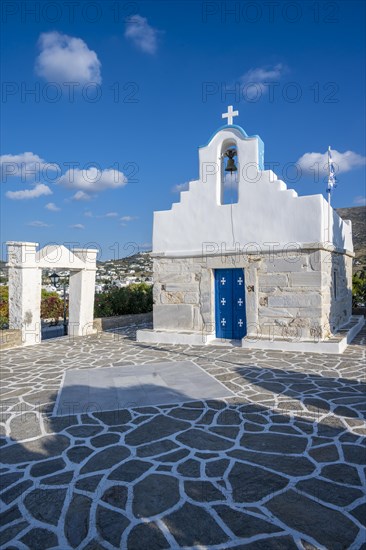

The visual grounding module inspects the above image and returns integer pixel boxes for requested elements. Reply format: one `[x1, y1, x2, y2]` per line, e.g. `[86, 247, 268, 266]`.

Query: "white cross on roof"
[222, 105, 239, 125]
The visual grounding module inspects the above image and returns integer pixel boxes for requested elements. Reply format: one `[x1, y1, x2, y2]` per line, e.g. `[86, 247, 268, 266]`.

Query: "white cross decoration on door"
[238, 319, 244, 327]
[221, 298, 226, 306]
[221, 318, 227, 326]
[237, 298, 243, 306]
[220, 277, 226, 285]
[222, 105, 239, 125]
[237, 277, 243, 285]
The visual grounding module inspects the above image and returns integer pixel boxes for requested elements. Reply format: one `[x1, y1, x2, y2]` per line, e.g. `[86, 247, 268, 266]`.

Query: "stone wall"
[0, 329, 22, 350]
[153, 258, 209, 332]
[257, 249, 328, 341]
[153, 247, 353, 342]
[93, 312, 153, 331]
[153, 255, 264, 336]
[327, 251, 353, 331]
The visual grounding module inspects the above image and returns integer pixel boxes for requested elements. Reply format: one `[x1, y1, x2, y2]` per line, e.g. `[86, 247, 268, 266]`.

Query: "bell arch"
[6, 242, 98, 346]
[220, 138, 239, 205]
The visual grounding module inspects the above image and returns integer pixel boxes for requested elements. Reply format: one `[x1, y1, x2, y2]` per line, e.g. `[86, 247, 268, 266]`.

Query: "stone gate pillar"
[68, 248, 98, 337]
[7, 241, 42, 346]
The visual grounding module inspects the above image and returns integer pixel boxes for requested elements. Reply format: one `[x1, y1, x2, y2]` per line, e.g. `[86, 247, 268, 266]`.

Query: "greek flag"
[327, 146, 336, 193]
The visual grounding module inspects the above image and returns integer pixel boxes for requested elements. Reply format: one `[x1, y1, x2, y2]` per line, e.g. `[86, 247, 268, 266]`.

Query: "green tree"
[94, 283, 153, 317]
[352, 270, 366, 307]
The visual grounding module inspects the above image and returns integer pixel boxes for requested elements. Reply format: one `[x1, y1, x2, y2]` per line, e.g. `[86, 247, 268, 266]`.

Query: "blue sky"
[1, 0, 365, 260]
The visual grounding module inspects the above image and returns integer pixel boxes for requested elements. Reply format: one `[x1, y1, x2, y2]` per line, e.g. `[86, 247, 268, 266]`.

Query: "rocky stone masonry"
[93, 313, 153, 332]
[0, 323, 365, 549]
[153, 249, 353, 341]
[0, 329, 22, 351]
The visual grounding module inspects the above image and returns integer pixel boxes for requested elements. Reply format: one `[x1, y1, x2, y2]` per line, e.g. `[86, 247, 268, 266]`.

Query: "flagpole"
[328, 188, 331, 243]
[327, 146, 331, 243]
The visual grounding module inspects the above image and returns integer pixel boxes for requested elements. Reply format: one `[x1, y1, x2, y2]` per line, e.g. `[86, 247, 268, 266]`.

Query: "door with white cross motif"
[214, 269, 246, 339]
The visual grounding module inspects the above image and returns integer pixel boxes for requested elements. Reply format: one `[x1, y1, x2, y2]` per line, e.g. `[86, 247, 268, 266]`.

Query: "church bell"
[225, 158, 237, 172]
[224, 149, 238, 172]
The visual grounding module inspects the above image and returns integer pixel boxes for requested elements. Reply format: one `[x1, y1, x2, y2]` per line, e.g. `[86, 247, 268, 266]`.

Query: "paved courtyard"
[0, 323, 365, 549]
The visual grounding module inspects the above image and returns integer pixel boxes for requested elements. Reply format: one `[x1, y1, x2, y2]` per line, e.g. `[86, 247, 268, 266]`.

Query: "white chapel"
[138, 107, 363, 352]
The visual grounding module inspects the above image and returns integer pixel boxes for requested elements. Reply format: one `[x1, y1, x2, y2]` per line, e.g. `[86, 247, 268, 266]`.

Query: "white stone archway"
[6, 242, 98, 346]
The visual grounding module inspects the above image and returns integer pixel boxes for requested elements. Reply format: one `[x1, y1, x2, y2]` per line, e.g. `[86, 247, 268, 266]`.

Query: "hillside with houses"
[95, 251, 153, 292]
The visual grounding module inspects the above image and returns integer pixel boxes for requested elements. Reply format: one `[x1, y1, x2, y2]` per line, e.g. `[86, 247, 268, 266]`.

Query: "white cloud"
[59, 167, 127, 192]
[45, 202, 60, 211]
[354, 196, 366, 206]
[70, 224, 85, 230]
[71, 191, 92, 201]
[84, 210, 93, 217]
[120, 215, 138, 222]
[240, 63, 286, 98]
[125, 15, 159, 54]
[172, 182, 189, 193]
[28, 220, 51, 227]
[35, 31, 101, 84]
[95, 211, 120, 219]
[297, 149, 366, 175]
[6, 183, 52, 200]
[242, 63, 285, 85]
[0, 152, 59, 181]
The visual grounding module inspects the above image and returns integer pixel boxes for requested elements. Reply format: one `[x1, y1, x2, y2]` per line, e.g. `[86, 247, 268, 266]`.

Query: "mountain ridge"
[336, 206, 365, 270]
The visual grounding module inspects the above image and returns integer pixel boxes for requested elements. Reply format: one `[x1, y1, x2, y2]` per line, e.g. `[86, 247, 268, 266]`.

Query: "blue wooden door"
[215, 268, 246, 340]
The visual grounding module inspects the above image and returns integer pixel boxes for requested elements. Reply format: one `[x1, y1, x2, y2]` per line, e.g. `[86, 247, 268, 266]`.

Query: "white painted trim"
[344, 315, 365, 346]
[241, 316, 364, 354]
[137, 329, 216, 346]
[137, 317, 364, 355]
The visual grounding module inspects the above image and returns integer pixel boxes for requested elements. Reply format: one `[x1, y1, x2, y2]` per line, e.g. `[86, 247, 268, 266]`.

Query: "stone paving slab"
[0, 322, 365, 549]
[56, 361, 235, 415]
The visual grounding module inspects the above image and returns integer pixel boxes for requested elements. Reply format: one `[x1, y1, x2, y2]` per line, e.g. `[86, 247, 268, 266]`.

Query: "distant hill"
[98, 251, 152, 268]
[336, 206, 366, 270]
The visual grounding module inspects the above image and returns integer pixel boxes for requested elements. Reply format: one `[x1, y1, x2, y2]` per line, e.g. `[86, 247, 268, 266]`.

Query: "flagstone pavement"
[1, 323, 365, 550]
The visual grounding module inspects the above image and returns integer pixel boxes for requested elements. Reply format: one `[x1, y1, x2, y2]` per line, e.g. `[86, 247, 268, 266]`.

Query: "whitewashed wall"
[153, 126, 353, 255]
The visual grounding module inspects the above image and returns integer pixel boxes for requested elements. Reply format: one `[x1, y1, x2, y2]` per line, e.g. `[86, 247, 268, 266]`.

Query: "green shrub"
[41, 291, 65, 324]
[94, 292, 114, 317]
[0, 287, 68, 327]
[0, 286, 9, 328]
[94, 283, 153, 317]
[352, 270, 366, 307]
